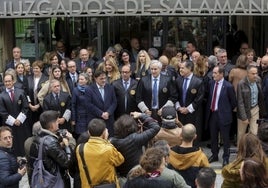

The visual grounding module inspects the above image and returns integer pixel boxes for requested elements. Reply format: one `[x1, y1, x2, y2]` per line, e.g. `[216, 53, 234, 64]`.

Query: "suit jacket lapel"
[4, 91, 12, 103]
[219, 80, 225, 99]
[94, 83, 104, 102]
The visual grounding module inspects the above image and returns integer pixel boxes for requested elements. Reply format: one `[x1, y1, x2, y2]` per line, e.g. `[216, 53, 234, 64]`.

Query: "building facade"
[0, 0, 268, 71]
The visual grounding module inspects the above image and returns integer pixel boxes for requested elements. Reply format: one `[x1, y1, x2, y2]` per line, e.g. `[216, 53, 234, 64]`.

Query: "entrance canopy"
[0, 0, 267, 18]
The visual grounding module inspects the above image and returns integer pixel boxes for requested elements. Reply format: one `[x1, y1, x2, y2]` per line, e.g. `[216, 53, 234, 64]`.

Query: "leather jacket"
[110, 114, 160, 177]
[29, 129, 72, 180]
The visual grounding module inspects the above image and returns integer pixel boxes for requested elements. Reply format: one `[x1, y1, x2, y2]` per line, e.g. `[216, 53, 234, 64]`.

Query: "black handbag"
[78, 143, 116, 188]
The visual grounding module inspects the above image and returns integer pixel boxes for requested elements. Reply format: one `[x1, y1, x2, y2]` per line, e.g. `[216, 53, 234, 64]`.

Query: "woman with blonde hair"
[245, 48, 260, 67]
[169, 57, 180, 73]
[97, 57, 120, 83]
[134, 50, 151, 80]
[193, 55, 207, 78]
[222, 133, 268, 188]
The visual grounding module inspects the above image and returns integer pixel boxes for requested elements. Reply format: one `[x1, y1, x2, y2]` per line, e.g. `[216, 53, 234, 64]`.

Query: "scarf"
[77, 84, 86, 93]
[146, 170, 161, 179]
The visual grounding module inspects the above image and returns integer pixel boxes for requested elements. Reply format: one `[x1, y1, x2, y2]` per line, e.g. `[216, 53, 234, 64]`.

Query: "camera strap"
[79, 143, 92, 185]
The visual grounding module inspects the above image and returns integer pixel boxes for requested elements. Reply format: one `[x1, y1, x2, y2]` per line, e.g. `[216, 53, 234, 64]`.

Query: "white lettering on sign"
[0, 0, 268, 18]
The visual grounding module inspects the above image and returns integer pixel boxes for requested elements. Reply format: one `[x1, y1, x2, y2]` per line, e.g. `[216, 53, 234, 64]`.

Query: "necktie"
[72, 74, 76, 85]
[124, 81, 128, 110]
[152, 78, 158, 107]
[81, 62, 86, 70]
[182, 78, 189, 106]
[99, 87, 104, 101]
[55, 94, 59, 104]
[124, 81, 128, 91]
[9, 89, 14, 102]
[211, 82, 219, 111]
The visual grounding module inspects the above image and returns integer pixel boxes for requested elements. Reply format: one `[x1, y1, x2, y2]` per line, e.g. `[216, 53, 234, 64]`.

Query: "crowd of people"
[0, 38, 268, 188]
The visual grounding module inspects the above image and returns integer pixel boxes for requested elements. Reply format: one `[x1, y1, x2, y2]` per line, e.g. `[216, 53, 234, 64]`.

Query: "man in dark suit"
[66, 60, 79, 93]
[0, 73, 30, 156]
[55, 40, 68, 63]
[95, 47, 116, 69]
[175, 60, 204, 143]
[43, 79, 72, 132]
[206, 66, 237, 167]
[76, 49, 97, 73]
[216, 48, 234, 80]
[112, 65, 138, 119]
[86, 70, 117, 136]
[5, 47, 23, 71]
[136, 60, 177, 123]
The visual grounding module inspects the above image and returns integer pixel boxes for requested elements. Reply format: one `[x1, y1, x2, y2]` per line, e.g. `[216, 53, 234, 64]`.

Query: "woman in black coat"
[71, 73, 91, 138]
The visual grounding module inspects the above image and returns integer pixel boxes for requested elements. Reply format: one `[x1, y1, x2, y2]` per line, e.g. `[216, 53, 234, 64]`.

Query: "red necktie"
[10, 89, 14, 102]
[211, 82, 218, 111]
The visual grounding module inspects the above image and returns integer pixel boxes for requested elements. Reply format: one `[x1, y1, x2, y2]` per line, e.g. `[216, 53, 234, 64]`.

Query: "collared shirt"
[211, 78, 224, 111]
[53, 92, 60, 101]
[69, 72, 77, 82]
[96, 83, 105, 100]
[183, 73, 193, 90]
[122, 79, 130, 90]
[175, 73, 194, 113]
[6, 87, 15, 99]
[248, 80, 258, 107]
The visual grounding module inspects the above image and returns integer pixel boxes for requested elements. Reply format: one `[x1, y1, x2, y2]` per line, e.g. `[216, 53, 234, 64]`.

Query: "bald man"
[159, 55, 177, 81]
[76, 49, 97, 73]
[169, 124, 209, 188]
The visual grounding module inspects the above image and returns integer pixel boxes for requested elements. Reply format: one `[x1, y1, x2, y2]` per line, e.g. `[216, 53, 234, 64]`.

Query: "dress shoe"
[208, 155, 218, 163]
[222, 159, 229, 167]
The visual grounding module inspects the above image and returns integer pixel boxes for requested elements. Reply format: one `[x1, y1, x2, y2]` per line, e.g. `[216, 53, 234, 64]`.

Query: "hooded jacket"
[169, 146, 209, 188]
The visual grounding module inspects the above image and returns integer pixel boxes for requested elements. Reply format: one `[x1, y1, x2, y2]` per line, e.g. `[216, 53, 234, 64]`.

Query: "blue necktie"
[152, 78, 158, 107]
[182, 78, 188, 106]
[99, 87, 104, 101]
[124, 81, 128, 91]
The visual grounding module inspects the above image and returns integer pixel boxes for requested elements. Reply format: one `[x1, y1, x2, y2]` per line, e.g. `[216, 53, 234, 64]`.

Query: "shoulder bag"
[78, 143, 116, 188]
[31, 136, 64, 188]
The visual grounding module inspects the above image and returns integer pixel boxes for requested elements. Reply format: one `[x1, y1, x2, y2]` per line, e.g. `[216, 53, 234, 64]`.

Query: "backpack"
[31, 136, 64, 188]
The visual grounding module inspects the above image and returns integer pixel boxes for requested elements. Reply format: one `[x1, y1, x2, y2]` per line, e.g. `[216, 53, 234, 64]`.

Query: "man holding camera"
[0, 126, 27, 187]
[28, 110, 75, 187]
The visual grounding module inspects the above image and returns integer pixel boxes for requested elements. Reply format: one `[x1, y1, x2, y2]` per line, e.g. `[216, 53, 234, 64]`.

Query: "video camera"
[18, 158, 27, 169]
[56, 129, 68, 142]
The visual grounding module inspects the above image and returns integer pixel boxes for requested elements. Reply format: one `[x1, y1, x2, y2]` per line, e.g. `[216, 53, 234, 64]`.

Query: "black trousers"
[209, 111, 230, 160]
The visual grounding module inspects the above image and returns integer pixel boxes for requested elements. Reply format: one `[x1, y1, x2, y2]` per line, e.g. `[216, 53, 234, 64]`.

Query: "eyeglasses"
[1, 135, 13, 141]
[68, 65, 76, 68]
[122, 71, 130, 74]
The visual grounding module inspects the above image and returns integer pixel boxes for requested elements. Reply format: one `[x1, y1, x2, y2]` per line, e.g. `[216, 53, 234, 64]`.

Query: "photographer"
[0, 126, 27, 187]
[110, 112, 160, 186]
[29, 111, 75, 188]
